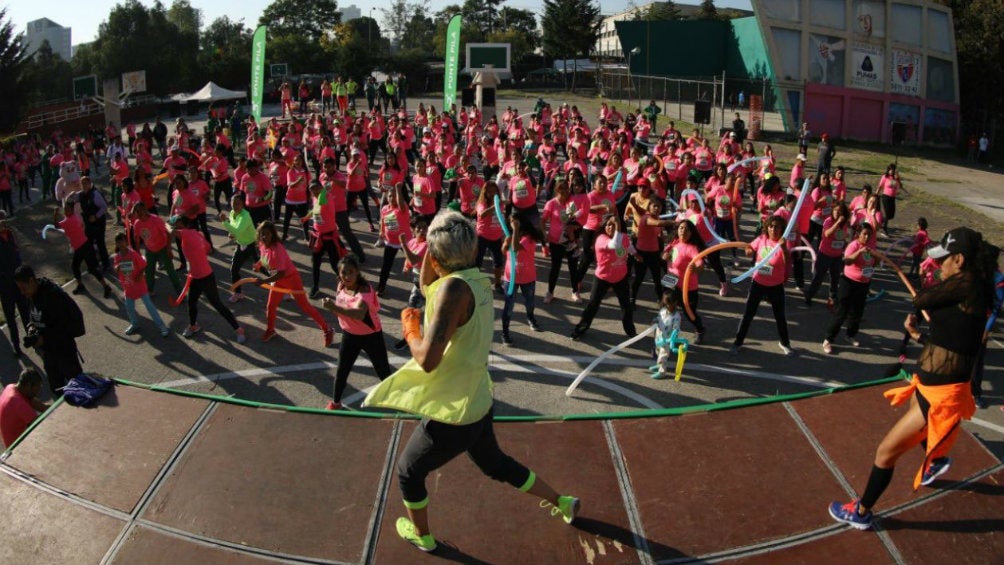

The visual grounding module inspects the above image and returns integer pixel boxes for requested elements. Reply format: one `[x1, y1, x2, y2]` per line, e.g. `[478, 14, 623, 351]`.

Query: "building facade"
[25, 18, 71, 61]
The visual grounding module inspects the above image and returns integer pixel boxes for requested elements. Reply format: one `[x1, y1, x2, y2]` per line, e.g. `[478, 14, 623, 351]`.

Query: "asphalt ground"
[2, 97, 1002, 459]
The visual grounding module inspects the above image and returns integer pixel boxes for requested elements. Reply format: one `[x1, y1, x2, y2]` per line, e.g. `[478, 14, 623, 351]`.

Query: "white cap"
[795, 153, 807, 161]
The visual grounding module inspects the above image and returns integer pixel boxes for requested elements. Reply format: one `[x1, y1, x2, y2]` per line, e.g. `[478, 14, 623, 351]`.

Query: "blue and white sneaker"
[828, 499, 873, 530]
[920, 457, 952, 487]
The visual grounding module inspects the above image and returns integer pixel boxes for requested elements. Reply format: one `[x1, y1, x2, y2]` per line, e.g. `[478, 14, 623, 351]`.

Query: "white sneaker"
[571, 292, 582, 303]
[228, 293, 244, 303]
[846, 335, 862, 347]
[778, 342, 795, 357]
[543, 292, 554, 304]
[719, 282, 729, 297]
[159, 326, 171, 337]
[822, 339, 833, 354]
[124, 325, 139, 335]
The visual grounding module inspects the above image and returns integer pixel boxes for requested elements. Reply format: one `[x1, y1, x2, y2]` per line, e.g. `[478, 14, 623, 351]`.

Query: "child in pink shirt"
[113, 232, 169, 336]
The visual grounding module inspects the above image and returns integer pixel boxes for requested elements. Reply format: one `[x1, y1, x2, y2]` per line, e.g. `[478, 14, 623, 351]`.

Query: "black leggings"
[213, 178, 233, 213]
[574, 275, 635, 336]
[71, 244, 104, 282]
[397, 407, 531, 505]
[682, 288, 705, 333]
[347, 190, 374, 226]
[333, 330, 392, 402]
[377, 245, 400, 290]
[805, 253, 842, 303]
[230, 243, 259, 292]
[630, 249, 664, 304]
[311, 237, 341, 290]
[546, 242, 580, 294]
[272, 186, 287, 223]
[335, 211, 366, 259]
[734, 280, 790, 347]
[826, 275, 870, 341]
[572, 228, 600, 288]
[1, 285, 30, 351]
[282, 202, 310, 240]
[188, 273, 240, 329]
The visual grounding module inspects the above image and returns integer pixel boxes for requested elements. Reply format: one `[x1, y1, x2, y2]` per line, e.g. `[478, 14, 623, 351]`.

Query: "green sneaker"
[556, 495, 580, 524]
[396, 517, 436, 552]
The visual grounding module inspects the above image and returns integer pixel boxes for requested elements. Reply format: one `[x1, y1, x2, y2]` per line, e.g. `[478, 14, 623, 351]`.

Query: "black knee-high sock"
[860, 465, 895, 510]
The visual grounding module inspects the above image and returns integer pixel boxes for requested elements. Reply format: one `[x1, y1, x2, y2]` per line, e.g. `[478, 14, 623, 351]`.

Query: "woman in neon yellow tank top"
[364, 211, 580, 552]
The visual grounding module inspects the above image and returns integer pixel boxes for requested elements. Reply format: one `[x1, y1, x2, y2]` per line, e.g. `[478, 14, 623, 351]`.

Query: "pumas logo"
[942, 233, 956, 250]
[897, 63, 914, 83]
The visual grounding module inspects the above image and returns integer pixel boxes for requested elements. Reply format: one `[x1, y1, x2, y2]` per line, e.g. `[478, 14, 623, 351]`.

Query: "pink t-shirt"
[319, 171, 347, 212]
[584, 191, 615, 231]
[381, 204, 412, 247]
[0, 384, 37, 448]
[509, 174, 536, 208]
[114, 247, 149, 299]
[635, 213, 662, 252]
[177, 228, 212, 279]
[259, 243, 302, 288]
[59, 214, 88, 250]
[242, 171, 273, 209]
[818, 217, 849, 258]
[476, 200, 504, 241]
[133, 215, 170, 253]
[542, 198, 570, 244]
[707, 186, 735, 220]
[334, 285, 382, 335]
[843, 239, 877, 283]
[665, 241, 702, 291]
[504, 235, 537, 285]
[878, 175, 899, 197]
[172, 188, 200, 219]
[189, 179, 210, 215]
[286, 168, 311, 203]
[594, 233, 631, 283]
[750, 234, 788, 287]
[810, 187, 834, 223]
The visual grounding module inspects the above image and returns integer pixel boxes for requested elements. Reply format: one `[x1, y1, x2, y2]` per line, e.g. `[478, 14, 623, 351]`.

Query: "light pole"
[628, 46, 640, 110]
[369, 8, 374, 45]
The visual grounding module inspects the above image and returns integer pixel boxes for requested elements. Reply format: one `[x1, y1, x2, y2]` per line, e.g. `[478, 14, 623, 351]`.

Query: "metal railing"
[20, 101, 104, 130]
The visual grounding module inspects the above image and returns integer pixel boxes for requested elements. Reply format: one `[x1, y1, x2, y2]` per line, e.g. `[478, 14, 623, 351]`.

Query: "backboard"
[466, 43, 511, 74]
[73, 75, 97, 100]
[270, 63, 289, 78]
[121, 70, 147, 94]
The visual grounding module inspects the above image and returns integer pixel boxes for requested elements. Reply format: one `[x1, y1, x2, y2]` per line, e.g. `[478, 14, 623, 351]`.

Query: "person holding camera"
[14, 265, 87, 396]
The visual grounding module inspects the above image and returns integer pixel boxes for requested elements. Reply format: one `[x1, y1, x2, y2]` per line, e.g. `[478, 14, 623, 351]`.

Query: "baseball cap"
[927, 227, 979, 260]
[795, 153, 807, 161]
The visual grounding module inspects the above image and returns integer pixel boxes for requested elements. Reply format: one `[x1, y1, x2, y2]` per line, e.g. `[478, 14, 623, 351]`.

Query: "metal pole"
[678, 80, 682, 120]
[721, 71, 727, 134]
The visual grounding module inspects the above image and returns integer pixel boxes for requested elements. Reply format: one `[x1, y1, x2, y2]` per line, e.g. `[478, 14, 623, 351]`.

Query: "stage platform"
[1, 382, 1001, 565]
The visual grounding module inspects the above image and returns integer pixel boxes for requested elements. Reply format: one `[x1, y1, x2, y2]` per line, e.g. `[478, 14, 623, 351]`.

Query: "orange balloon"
[681, 241, 749, 321]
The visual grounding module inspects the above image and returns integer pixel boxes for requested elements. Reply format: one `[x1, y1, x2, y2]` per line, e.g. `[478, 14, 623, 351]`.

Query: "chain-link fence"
[597, 69, 780, 135]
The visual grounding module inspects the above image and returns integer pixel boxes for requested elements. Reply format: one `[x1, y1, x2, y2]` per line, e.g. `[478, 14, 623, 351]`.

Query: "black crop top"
[914, 272, 987, 386]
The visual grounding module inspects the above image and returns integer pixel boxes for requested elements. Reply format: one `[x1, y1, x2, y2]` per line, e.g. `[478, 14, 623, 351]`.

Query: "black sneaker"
[502, 333, 514, 345]
[309, 287, 321, 299]
[103, 286, 113, 299]
[528, 319, 541, 332]
[393, 338, 408, 350]
[72, 286, 85, 295]
[570, 329, 584, 341]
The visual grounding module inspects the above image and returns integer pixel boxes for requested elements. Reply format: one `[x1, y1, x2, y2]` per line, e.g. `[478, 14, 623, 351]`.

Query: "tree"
[644, 2, 682, 21]
[400, 12, 436, 53]
[0, 8, 30, 131]
[91, 0, 198, 95]
[22, 41, 74, 104]
[322, 22, 379, 81]
[259, 0, 341, 41]
[947, 0, 1004, 136]
[542, 0, 600, 91]
[166, 0, 202, 88]
[695, 0, 720, 20]
[346, 16, 384, 50]
[380, 0, 429, 44]
[167, 0, 202, 36]
[198, 17, 251, 90]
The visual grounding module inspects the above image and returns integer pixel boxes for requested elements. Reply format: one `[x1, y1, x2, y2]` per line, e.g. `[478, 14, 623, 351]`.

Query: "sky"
[5, 0, 754, 45]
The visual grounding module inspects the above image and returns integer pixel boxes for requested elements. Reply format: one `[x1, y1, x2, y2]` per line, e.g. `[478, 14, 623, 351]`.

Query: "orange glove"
[401, 307, 422, 344]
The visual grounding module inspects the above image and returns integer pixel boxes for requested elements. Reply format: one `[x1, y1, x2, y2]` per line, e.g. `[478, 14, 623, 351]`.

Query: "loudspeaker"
[461, 88, 474, 107]
[891, 122, 906, 145]
[482, 88, 496, 106]
[694, 100, 711, 125]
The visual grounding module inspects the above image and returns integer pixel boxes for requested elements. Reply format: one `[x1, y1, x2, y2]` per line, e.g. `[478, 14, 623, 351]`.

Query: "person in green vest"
[643, 100, 661, 133]
[364, 211, 580, 553]
[218, 193, 260, 303]
[346, 77, 359, 109]
[40, 144, 54, 200]
[385, 78, 398, 110]
[334, 76, 349, 113]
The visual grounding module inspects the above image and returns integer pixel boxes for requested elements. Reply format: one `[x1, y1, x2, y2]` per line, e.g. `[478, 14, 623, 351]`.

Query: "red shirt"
[114, 247, 149, 299]
[176, 228, 212, 278]
[59, 214, 88, 250]
[133, 214, 170, 253]
[0, 384, 37, 448]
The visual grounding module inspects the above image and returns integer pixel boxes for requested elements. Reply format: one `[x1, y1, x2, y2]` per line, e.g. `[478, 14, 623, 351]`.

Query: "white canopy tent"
[177, 81, 247, 103]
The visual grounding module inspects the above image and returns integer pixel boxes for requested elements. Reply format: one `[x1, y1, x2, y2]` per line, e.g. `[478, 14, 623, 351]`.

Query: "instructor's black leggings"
[333, 330, 392, 402]
[397, 407, 531, 505]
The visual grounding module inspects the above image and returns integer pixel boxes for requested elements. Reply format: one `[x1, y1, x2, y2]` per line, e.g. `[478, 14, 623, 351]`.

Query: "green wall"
[615, 17, 774, 81]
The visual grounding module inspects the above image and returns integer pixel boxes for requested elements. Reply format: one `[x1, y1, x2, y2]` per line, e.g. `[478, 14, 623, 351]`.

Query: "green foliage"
[22, 41, 74, 104]
[0, 8, 29, 131]
[542, 0, 600, 90]
[947, 0, 1004, 124]
[643, 2, 682, 21]
[380, 0, 429, 43]
[400, 13, 436, 52]
[695, 0, 721, 20]
[198, 17, 251, 90]
[259, 0, 341, 41]
[91, 0, 199, 95]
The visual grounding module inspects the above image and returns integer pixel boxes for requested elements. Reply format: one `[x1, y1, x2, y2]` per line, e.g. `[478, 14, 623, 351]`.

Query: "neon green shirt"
[222, 208, 257, 246]
[363, 268, 494, 424]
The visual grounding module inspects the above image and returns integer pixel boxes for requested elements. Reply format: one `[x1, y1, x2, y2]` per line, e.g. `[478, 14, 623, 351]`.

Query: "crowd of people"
[1, 95, 1002, 544]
